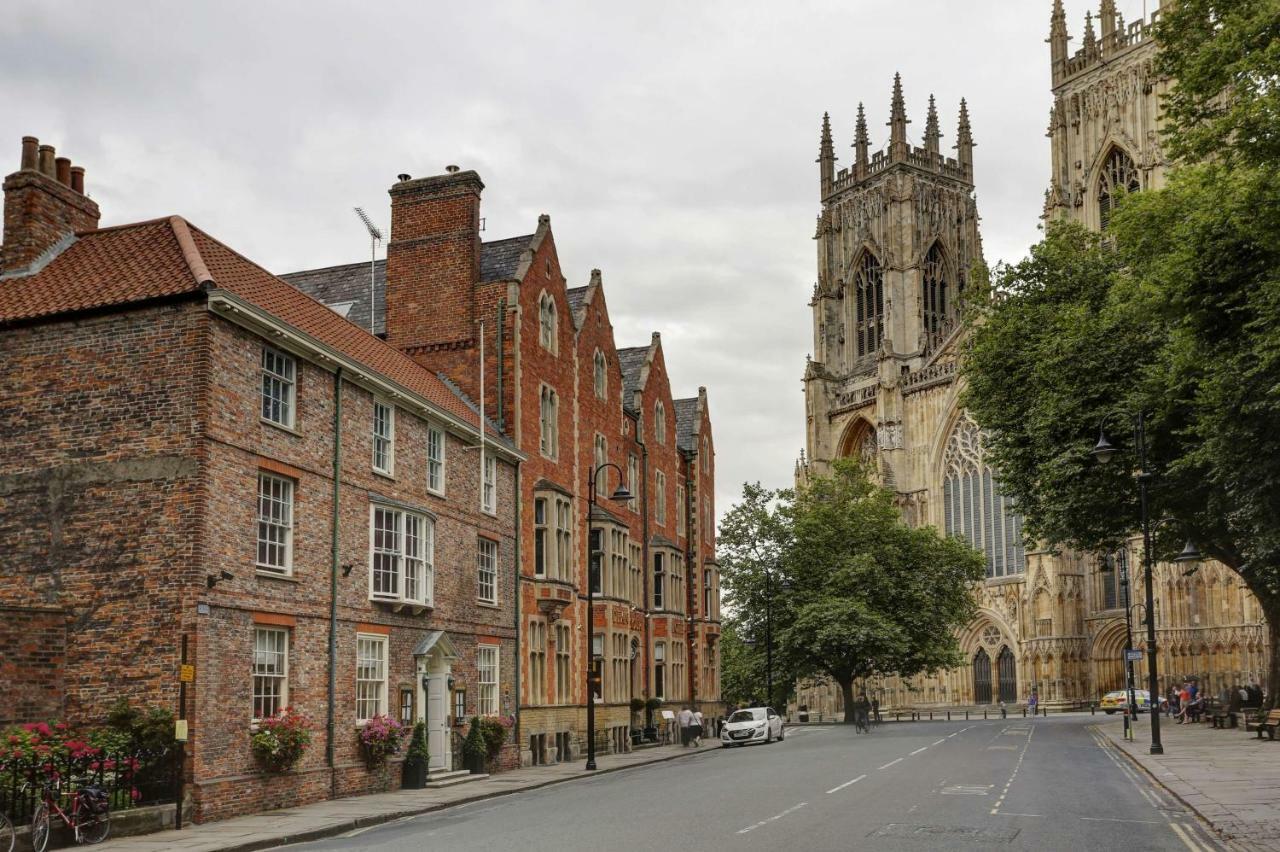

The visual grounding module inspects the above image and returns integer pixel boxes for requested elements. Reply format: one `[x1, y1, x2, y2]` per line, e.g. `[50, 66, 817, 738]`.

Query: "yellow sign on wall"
[180, 664, 195, 683]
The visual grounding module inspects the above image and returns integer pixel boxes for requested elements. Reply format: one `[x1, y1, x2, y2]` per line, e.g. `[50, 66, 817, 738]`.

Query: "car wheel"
[778, 727, 786, 742]
[1104, 709, 1115, 715]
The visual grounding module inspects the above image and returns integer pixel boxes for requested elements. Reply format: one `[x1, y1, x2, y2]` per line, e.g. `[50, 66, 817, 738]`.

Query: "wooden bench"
[1248, 709, 1280, 740]
[1211, 708, 1238, 729]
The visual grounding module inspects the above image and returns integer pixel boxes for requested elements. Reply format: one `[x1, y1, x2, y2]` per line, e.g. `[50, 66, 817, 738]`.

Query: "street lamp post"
[765, 562, 773, 710]
[1117, 553, 1138, 741]
[1092, 411, 1203, 755]
[585, 462, 632, 771]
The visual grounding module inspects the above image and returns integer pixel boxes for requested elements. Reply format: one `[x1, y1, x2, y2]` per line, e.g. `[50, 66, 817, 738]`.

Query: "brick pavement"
[88, 739, 718, 852]
[1102, 714, 1280, 851]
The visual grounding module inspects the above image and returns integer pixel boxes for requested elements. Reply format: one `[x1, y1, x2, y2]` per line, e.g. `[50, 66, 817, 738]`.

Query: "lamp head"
[1174, 539, 1202, 574]
[609, 485, 633, 503]
[1091, 430, 1119, 465]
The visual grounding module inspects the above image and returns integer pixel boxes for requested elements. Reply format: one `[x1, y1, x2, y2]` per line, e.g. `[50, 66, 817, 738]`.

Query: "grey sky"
[0, 0, 1155, 522]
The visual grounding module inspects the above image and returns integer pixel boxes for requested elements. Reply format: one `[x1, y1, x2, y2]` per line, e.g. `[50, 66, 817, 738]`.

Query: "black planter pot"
[630, 729, 644, 746]
[643, 726, 658, 743]
[402, 759, 428, 789]
[465, 752, 487, 775]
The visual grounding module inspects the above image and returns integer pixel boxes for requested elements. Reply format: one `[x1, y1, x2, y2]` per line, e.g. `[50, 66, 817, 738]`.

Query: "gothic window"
[1098, 549, 1127, 611]
[538, 292, 557, 352]
[921, 243, 950, 350]
[853, 251, 884, 359]
[942, 413, 1025, 579]
[1098, 147, 1140, 230]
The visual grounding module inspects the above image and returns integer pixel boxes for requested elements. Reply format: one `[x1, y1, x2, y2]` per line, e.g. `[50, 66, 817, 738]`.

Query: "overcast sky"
[0, 0, 1157, 523]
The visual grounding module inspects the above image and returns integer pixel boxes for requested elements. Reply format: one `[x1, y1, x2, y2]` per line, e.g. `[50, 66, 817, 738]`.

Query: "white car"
[721, 707, 784, 746]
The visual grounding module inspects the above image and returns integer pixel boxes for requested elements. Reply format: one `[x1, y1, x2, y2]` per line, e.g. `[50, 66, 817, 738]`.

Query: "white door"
[426, 674, 450, 771]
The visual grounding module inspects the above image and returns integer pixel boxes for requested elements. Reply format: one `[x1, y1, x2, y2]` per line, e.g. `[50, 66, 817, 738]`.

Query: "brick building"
[285, 168, 722, 765]
[0, 137, 523, 821]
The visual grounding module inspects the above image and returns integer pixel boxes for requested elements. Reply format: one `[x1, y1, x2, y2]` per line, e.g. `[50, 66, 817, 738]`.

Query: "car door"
[767, 707, 780, 738]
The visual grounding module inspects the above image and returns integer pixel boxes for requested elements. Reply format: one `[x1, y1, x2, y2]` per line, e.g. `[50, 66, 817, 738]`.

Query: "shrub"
[251, 708, 314, 773]
[644, 697, 663, 715]
[462, 717, 487, 765]
[405, 722, 429, 766]
[473, 716, 512, 759]
[630, 697, 646, 714]
[358, 715, 407, 767]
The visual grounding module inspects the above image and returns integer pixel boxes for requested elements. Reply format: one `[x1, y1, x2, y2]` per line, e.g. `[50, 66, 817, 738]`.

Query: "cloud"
[0, 0, 1151, 523]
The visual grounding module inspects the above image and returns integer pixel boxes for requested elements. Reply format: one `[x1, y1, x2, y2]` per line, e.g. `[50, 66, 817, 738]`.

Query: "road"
[278, 715, 1225, 852]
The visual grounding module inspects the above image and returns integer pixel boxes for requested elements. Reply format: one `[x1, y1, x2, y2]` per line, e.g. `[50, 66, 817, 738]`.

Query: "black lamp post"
[1116, 553, 1138, 741]
[1092, 412, 1202, 755]
[585, 462, 631, 771]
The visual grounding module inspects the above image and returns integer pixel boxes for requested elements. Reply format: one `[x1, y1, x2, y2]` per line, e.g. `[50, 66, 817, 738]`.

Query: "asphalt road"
[278, 715, 1225, 852]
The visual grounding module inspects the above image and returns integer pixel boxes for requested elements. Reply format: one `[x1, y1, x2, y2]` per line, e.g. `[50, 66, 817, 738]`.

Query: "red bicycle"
[26, 779, 110, 852]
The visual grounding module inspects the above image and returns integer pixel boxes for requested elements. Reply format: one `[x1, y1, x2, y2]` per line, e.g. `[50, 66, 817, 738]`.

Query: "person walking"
[1027, 692, 1038, 715]
[692, 709, 705, 747]
[677, 706, 693, 747]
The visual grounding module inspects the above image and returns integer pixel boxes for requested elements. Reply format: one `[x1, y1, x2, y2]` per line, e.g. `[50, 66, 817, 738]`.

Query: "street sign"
[180, 664, 196, 682]
[1125, 649, 1144, 662]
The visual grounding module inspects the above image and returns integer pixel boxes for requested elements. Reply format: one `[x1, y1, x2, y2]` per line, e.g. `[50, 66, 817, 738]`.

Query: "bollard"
[1022, 707, 1027, 718]
[1042, 707, 1047, 718]
[965, 710, 969, 721]
[1090, 703, 1095, 716]
[895, 712, 900, 723]
[929, 711, 933, 721]
[983, 710, 988, 720]
[947, 711, 951, 721]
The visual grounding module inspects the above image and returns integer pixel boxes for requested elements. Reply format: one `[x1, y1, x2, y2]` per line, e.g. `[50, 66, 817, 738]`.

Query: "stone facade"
[286, 170, 724, 765]
[794, 4, 1269, 718]
[0, 140, 522, 822]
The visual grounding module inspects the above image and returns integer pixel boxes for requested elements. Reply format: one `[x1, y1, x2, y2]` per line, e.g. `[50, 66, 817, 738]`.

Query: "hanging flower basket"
[251, 708, 314, 773]
[358, 715, 408, 768]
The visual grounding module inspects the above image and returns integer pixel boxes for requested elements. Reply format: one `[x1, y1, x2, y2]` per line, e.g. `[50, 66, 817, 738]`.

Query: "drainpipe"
[641, 444, 651, 701]
[512, 460, 522, 752]
[684, 456, 697, 710]
[496, 299, 506, 431]
[327, 367, 343, 796]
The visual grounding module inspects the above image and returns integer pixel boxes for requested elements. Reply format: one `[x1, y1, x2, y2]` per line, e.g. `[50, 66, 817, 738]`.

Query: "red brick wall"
[0, 302, 207, 724]
[1, 166, 100, 273]
[0, 607, 67, 724]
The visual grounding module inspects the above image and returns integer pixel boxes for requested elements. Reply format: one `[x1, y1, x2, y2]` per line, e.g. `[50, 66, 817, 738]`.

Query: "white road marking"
[989, 723, 1035, 815]
[910, 747, 928, 756]
[932, 739, 945, 746]
[1080, 816, 1162, 824]
[940, 785, 992, 796]
[825, 774, 866, 795]
[736, 802, 808, 835]
[878, 758, 903, 770]
[996, 812, 1044, 817]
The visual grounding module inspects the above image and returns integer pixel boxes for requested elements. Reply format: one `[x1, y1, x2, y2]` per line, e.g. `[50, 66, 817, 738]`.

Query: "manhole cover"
[871, 824, 1020, 844]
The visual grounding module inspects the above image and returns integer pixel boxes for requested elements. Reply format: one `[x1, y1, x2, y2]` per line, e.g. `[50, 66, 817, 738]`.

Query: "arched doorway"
[973, 647, 992, 704]
[997, 646, 1017, 703]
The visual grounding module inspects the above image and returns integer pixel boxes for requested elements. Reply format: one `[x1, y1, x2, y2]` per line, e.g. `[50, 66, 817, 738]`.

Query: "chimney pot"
[445, 164, 460, 174]
[55, 157, 71, 186]
[397, 173, 411, 182]
[37, 145, 56, 177]
[70, 166, 85, 194]
[20, 136, 39, 171]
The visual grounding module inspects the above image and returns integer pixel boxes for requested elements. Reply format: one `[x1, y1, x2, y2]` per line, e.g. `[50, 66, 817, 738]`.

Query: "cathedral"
[794, 1, 1270, 714]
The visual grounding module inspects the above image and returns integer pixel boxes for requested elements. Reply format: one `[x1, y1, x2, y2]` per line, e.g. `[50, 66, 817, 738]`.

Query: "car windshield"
[729, 709, 763, 723]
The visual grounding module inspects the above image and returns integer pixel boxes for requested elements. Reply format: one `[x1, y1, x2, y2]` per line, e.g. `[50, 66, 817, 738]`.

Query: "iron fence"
[0, 746, 178, 823]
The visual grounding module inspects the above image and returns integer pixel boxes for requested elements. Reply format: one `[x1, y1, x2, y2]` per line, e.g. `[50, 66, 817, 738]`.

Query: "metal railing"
[0, 747, 178, 823]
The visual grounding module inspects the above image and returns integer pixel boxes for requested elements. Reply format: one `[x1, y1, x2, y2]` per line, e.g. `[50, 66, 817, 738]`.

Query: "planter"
[642, 726, 658, 743]
[465, 752, 487, 775]
[630, 729, 644, 747]
[402, 759, 428, 789]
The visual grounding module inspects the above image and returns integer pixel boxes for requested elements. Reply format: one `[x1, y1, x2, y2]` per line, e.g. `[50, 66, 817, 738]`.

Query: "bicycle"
[0, 809, 14, 852]
[27, 778, 111, 852]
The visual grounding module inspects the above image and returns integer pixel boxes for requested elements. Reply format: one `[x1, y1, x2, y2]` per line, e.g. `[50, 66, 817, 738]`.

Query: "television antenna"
[353, 207, 383, 334]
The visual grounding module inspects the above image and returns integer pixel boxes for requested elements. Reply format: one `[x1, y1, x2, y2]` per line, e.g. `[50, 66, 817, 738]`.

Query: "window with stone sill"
[539, 385, 559, 459]
[477, 645, 499, 715]
[482, 454, 497, 515]
[356, 634, 388, 722]
[653, 642, 666, 700]
[655, 470, 666, 526]
[538, 292, 557, 353]
[261, 347, 296, 429]
[554, 624, 572, 704]
[477, 537, 498, 605]
[593, 350, 607, 400]
[252, 627, 288, 721]
[256, 472, 293, 575]
[427, 424, 446, 494]
[655, 402, 666, 445]
[369, 505, 433, 607]
[372, 401, 395, 475]
[676, 484, 686, 537]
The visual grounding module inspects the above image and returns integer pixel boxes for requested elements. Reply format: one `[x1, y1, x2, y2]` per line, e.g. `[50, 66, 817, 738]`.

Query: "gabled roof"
[0, 215, 512, 448]
[566, 285, 589, 318]
[674, 397, 700, 452]
[617, 345, 650, 404]
[280, 234, 535, 336]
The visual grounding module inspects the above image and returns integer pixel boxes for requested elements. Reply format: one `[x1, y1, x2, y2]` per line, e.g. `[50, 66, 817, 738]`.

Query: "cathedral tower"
[805, 75, 982, 489]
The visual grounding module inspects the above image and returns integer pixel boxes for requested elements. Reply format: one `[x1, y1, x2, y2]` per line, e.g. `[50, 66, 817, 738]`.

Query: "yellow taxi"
[1099, 689, 1151, 714]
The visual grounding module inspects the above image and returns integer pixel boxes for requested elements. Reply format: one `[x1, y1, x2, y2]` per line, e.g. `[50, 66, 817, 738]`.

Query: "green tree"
[781, 461, 984, 723]
[1155, 0, 1280, 168]
[963, 168, 1280, 702]
[718, 619, 766, 708]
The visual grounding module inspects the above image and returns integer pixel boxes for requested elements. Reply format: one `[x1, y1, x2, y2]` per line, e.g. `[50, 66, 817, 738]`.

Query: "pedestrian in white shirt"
[677, 707, 694, 746]
[692, 710, 704, 747]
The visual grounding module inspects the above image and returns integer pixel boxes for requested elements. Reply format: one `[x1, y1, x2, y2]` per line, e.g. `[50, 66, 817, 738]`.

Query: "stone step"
[423, 771, 489, 788]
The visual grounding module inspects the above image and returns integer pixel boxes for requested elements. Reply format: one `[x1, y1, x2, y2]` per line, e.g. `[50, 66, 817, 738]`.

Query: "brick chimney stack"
[1, 136, 100, 275]
[384, 168, 483, 352]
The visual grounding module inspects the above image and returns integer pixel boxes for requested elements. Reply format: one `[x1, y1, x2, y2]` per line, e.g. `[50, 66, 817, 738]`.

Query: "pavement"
[86, 738, 721, 852]
[1102, 713, 1280, 851]
[273, 715, 1228, 851]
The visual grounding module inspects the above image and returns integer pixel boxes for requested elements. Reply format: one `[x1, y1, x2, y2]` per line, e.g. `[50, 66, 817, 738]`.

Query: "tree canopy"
[718, 463, 985, 721]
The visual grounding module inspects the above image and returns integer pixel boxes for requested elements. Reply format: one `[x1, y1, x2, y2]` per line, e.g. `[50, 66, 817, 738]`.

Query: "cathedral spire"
[955, 98, 974, 177]
[1083, 10, 1099, 58]
[924, 94, 941, 158]
[818, 111, 835, 198]
[854, 102, 869, 176]
[888, 73, 910, 161]
[1100, 0, 1118, 52]
[1049, 0, 1070, 81]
